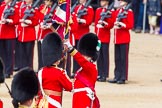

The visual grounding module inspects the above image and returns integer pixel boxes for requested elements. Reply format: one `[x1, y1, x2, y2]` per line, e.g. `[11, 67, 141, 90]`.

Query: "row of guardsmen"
[0, 0, 134, 84]
[0, 0, 134, 108]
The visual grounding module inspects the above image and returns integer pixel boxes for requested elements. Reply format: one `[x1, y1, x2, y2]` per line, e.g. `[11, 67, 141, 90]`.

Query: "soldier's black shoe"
[117, 80, 125, 84]
[107, 79, 117, 83]
[98, 77, 106, 82]
[160, 79, 162, 82]
[135, 29, 142, 33]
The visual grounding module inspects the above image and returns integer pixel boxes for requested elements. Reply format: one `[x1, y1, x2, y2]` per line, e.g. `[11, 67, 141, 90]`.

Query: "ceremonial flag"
[53, 0, 70, 39]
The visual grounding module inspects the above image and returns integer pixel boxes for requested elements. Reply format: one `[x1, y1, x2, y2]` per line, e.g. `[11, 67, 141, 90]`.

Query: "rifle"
[71, 0, 79, 13]
[77, 0, 92, 18]
[99, 2, 114, 22]
[117, 3, 132, 22]
[3, 0, 17, 19]
[22, 0, 40, 20]
[43, 2, 58, 26]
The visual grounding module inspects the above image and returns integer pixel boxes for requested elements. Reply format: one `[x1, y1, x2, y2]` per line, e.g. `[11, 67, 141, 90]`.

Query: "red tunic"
[0, 3, 19, 39]
[17, 2, 39, 42]
[37, 4, 54, 41]
[71, 51, 99, 108]
[114, 8, 134, 44]
[39, 67, 72, 108]
[0, 100, 3, 108]
[94, 7, 115, 43]
[73, 4, 94, 40]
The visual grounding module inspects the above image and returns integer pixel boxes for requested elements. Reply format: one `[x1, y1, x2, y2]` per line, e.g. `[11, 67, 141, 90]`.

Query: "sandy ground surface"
[1, 28, 162, 108]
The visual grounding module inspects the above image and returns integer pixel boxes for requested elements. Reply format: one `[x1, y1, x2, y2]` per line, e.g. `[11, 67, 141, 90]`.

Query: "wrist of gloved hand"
[77, 18, 86, 24]
[41, 22, 52, 29]
[64, 40, 72, 49]
[6, 19, 13, 23]
[114, 25, 121, 29]
[21, 23, 29, 27]
[0, 18, 9, 24]
[118, 22, 126, 28]
[97, 24, 104, 28]
[102, 21, 108, 26]
[98, 20, 108, 26]
[46, 23, 52, 28]
[0, 19, 6, 24]
[114, 21, 126, 28]
[64, 39, 74, 53]
[24, 19, 32, 24]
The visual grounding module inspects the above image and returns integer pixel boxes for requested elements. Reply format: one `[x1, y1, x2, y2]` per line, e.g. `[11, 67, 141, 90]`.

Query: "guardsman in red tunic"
[37, 33, 72, 108]
[13, 0, 25, 72]
[64, 33, 101, 108]
[0, 0, 19, 78]
[11, 67, 39, 108]
[17, 0, 39, 69]
[95, 0, 115, 82]
[71, 0, 94, 78]
[37, 0, 57, 70]
[108, 0, 134, 84]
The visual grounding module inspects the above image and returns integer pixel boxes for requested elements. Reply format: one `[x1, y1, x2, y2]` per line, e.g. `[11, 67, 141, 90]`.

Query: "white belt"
[38, 69, 62, 108]
[73, 87, 95, 101]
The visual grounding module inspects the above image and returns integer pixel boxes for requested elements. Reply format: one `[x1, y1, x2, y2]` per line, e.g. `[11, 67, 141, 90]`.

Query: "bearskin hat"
[77, 33, 101, 62]
[11, 67, 39, 103]
[42, 33, 63, 66]
[0, 58, 5, 83]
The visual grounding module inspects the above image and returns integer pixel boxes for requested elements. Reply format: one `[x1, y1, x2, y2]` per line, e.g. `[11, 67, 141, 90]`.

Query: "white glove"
[98, 20, 108, 26]
[114, 25, 121, 29]
[157, 12, 161, 16]
[19, 19, 24, 23]
[45, 23, 52, 28]
[114, 21, 126, 29]
[21, 23, 29, 27]
[0, 19, 6, 24]
[40, 22, 45, 29]
[97, 24, 104, 28]
[118, 22, 126, 28]
[64, 39, 72, 49]
[77, 18, 86, 24]
[40, 22, 52, 29]
[24, 19, 32, 24]
[40, 22, 47, 29]
[0, 19, 13, 24]
[6, 19, 13, 23]
[20, 19, 32, 24]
